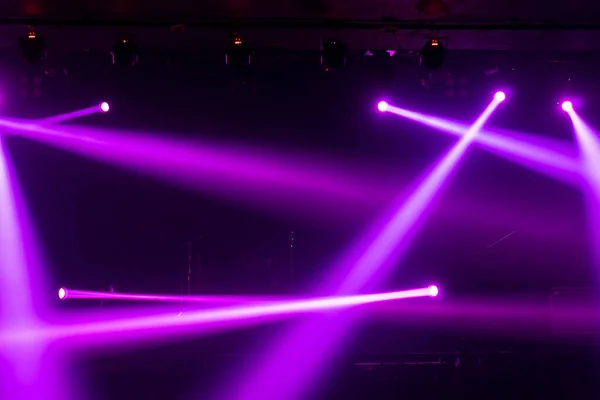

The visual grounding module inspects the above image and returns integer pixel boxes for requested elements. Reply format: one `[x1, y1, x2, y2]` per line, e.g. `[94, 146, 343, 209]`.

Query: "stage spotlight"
[58, 288, 67, 300]
[562, 101, 573, 112]
[111, 36, 139, 67]
[377, 101, 389, 112]
[321, 40, 347, 70]
[225, 35, 252, 68]
[494, 91, 506, 102]
[18, 28, 46, 63]
[100, 102, 110, 113]
[420, 39, 445, 70]
[428, 285, 439, 297]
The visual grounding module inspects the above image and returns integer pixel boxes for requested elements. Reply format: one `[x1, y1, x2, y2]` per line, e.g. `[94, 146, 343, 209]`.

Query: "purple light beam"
[0, 136, 73, 400]
[563, 107, 600, 271]
[331, 97, 502, 294]
[59, 287, 294, 304]
[218, 96, 502, 400]
[2, 286, 436, 348]
[39, 102, 110, 124]
[372, 295, 599, 337]
[381, 104, 580, 186]
[0, 119, 386, 217]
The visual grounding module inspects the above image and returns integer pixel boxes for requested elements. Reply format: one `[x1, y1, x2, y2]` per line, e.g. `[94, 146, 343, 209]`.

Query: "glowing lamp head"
[428, 285, 439, 297]
[494, 91, 506, 102]
[100, 102, 110, 113]
[377, 101, 389, 112]
[561, 101, 573, 112]
[58, 287, 67, 300]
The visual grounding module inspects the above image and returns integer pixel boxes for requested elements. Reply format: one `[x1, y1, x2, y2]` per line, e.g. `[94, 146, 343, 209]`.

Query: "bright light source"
[562, 101, 573, 112]
[377, 101, 389, 112]
[58, 287, 67, 300]
[100, 102, 110, 113]
[494, 91, 506, 102]
[428, 285, 439, 297]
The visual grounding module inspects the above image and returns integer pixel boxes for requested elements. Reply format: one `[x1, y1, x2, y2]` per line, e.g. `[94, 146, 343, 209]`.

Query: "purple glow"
[372, 295, 600, 337]
[565, 111, 600, 272]
[2, 286, 435, 346]
[0, 137, 71, 399]
[59, 287, 289, 304]
[562, 101, 573, 112]
[0, 137, 52, 320]
[494, 91, 506, 102]
[222, 100, 501, 400]
[377, 101, 389, 112]
[337, 99, 501, 293]
[39, 105, 105, 124]
[0, 120, 385, 217]
[428, 285, 439, 297]
[381, 105, 580, 185]
[100, 102, 110, 113]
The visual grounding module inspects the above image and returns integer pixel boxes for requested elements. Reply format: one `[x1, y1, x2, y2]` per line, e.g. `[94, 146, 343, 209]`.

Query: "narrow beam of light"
[38, 102, 110, 124]
[382, 105, 580, 185]
[0, 137, 73, 400]
[0, 119, 385, 216]
[564, 108, 600, 271]
[2, 287, 436, 347]
[59, 287, 294, 304]
[220, 97, 501, 400]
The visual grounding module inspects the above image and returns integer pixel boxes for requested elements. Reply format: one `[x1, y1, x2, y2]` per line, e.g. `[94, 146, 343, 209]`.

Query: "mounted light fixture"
[111, 35, 139, 67]
[226, 34, 252, 68]
[19, 28, 46, 63]
[321, 40, 347, 71]
[420, 39, 445, 70]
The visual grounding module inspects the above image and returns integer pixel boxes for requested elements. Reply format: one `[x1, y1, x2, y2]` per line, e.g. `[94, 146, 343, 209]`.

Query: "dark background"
[2, 11, 600, 398]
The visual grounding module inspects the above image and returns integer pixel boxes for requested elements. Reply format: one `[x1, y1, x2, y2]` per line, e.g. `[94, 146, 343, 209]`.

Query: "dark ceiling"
[1, 0, 600, 51]
[1, 0, 598, 21]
